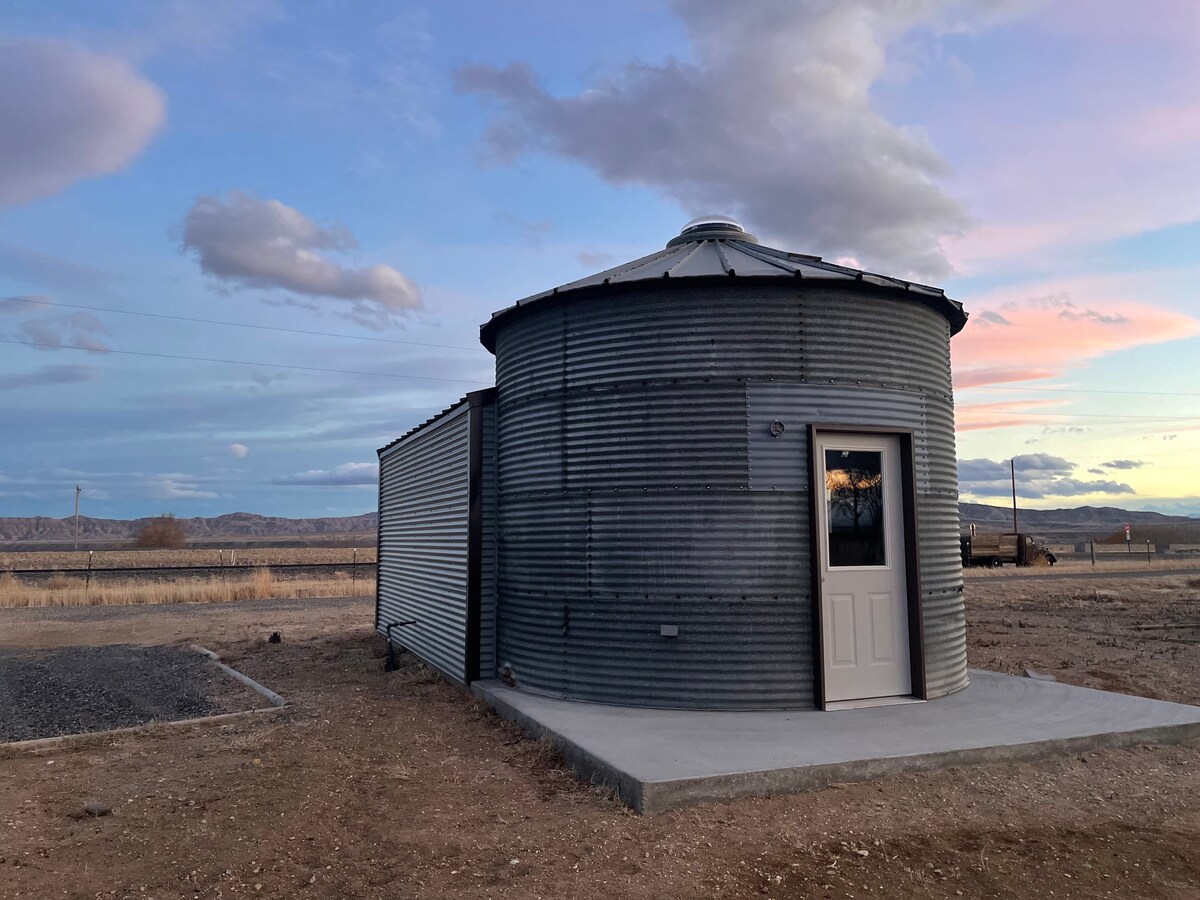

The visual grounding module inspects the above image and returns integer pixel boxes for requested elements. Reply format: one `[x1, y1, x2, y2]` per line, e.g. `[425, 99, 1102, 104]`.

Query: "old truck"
[960, 532, 1057, 568]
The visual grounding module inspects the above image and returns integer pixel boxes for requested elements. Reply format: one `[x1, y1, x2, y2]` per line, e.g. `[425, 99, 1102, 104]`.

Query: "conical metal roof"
[480, 216, 967, 350]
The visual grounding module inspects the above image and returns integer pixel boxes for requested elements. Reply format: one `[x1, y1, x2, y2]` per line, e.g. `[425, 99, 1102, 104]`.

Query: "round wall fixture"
[769, 420, 786, 437]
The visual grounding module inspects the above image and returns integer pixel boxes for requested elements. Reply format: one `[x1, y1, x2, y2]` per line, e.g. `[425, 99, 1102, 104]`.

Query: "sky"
[1, 0, 1199, 520]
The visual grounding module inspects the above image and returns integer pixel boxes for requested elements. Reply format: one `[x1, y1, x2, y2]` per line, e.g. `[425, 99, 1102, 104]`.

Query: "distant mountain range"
[0, 503, 1195, 549]
[959, 502, 1197, 535]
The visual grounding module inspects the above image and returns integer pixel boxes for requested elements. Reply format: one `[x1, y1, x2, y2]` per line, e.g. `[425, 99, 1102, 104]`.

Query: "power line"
[6, 295, 1195, 399]
[961, 408, 1198, 422]
[0, 338, 491, 385]
[1, 295, 482, 353]
[960, 382, 1200, 399]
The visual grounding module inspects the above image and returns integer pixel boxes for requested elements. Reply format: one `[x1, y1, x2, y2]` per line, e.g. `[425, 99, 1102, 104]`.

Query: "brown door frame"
[807, 424, 927, 709]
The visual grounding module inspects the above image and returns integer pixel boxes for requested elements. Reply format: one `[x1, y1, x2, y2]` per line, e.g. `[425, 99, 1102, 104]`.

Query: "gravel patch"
[0, 644, 263, 742]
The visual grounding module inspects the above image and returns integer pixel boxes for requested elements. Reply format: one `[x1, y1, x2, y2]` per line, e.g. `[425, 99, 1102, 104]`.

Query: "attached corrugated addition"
[377, 401, 472, 683]
[478, 402, 498, 678]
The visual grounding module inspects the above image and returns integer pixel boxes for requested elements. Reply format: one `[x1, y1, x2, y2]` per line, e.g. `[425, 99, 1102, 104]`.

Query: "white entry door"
[815, 432, 912, 703]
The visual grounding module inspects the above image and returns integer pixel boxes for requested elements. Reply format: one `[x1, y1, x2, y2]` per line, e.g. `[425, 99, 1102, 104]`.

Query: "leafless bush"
[132, 514, 186, 549]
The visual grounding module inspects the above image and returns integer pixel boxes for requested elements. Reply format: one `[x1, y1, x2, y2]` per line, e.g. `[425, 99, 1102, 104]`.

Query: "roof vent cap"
[667, 214, 758, 247]
[682, 214, 744, 234]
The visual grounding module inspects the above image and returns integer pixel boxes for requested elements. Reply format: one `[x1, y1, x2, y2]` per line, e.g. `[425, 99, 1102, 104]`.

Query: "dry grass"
[0, 546, 376, 571]
[0, 569, 374, 609]
[962, 557, 1200, 578]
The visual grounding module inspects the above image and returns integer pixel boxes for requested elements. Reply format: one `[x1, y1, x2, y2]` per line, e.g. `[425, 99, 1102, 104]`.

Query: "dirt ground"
[1, 576, 1198, 899]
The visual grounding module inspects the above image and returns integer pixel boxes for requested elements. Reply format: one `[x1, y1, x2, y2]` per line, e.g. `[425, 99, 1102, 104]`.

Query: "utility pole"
[1010, 459, 1018, 533]
[74, 485, 82, 550]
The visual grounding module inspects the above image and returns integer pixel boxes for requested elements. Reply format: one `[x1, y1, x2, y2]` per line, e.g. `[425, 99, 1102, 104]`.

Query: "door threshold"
[824, 695, 925, 711]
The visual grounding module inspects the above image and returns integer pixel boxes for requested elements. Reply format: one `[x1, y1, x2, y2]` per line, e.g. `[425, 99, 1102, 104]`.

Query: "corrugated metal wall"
[377, 402, 473, 683]
[493, 284, 965, 708]
[478, 402, 498, 679]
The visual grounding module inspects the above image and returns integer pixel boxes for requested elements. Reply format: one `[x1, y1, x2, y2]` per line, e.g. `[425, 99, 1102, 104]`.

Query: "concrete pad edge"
[641, 720, 1200, 814]
[472, 682, 646, 812]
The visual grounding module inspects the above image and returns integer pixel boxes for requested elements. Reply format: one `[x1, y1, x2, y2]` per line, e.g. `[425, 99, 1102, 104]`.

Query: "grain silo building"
[377, 216, 968, 710]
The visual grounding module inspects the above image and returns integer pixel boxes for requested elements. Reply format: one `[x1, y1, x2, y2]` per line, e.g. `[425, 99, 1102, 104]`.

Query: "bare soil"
[967, 572, 1200, 705]
[1, 577, 1198, 899]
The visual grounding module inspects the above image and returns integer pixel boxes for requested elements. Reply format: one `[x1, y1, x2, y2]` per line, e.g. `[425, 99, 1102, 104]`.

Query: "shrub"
[132, 514, 187, 549]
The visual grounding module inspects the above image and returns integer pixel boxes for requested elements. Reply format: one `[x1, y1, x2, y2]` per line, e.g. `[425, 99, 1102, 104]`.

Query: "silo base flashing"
[472, 673, 1200, 814]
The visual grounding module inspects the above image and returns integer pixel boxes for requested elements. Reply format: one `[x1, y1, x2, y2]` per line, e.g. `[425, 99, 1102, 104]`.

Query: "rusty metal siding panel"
[492, 282, 966, 709]
[377, 402, 471, 683]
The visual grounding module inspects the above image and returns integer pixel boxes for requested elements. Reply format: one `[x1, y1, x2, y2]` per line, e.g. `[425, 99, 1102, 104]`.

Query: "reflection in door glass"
[825, 449, 886, 567]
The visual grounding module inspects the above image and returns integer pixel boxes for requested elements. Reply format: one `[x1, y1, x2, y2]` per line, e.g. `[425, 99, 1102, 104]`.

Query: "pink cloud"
[945, 105, 1200, 272]
[956, 398, 1070, 433]
[953, 366, 1057, 390]
[940, 1, 1200, 274]
[1036, 0, 1200, 49]
[952, 276, 1200, 391]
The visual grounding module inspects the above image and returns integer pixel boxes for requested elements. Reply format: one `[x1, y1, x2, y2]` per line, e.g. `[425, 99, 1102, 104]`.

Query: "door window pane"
[825, 449, 886, 567]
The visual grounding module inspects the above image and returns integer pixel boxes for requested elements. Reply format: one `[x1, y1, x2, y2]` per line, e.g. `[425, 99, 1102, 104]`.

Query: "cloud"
[0, 365, 98, 391]
[1100, 459, 1146, 470]
[0, 39, 166, 207]
[941, 0, 1200, 273]
[274, 462, 379, 486]
[17, 312, 110, 352]
[228, 443, 249, 459]
[973, 310, 1012, 327]
[953, 277, 1200, 392]
[0, 245, 117, 292]
[121, 0, 282, 59]
[1013, 453, 1075, 474]
[1037, 477, 1135, 497]
[495, 213, 552, 248]
[0, 297, 35, 314]
[958, 454, 1134, 499]
[957, 453, 1073, 484]
[955, 398, 1070, 432]
[576, 250, 614, 269]
[953, 366, 1057, 390]
[147, 476, 219, 500]
[456, 1, 1028, 281]
[180, 190, 421, 325]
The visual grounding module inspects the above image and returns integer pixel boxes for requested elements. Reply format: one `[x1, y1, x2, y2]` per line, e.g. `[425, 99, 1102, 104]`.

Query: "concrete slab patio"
[473, 671, 1200, 814]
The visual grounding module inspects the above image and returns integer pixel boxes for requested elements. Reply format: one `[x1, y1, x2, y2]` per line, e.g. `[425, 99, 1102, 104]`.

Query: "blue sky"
[2, 0, 1199, 520]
